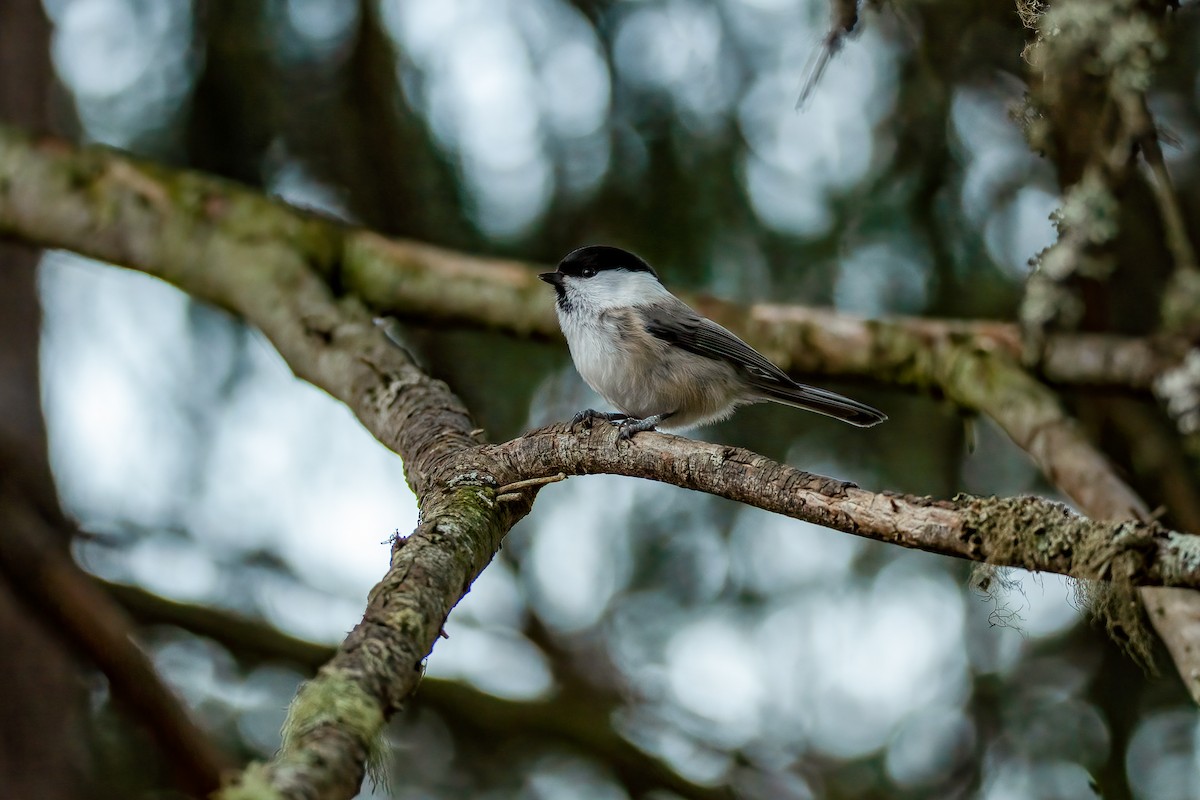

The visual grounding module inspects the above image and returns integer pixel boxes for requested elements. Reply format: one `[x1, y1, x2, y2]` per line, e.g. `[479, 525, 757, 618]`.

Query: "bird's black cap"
[548, 245, 659, 281]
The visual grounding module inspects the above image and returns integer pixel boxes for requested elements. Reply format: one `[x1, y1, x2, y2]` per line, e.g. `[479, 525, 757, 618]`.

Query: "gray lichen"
[1055, 170, 1120, 249]
[961, 495, 1157, 666]
[1037, 0, 1165, 92]
[1162, 532, 1200, 586]
[1021, 169, 1120, 348]
[1020, 273, 1085, 333]
[1020, 0, 1168, 351]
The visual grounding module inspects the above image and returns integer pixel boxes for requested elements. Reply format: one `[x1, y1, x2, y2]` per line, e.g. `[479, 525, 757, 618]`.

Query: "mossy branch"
[0, 124, 1184, 394]
[483, 424, 1200, 591]
[1020, 0, 1168, 348]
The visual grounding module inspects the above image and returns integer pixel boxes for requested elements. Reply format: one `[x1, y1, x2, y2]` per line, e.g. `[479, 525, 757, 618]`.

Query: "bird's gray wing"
[637, 301, 794, 387]
[638, 300, 888, 427]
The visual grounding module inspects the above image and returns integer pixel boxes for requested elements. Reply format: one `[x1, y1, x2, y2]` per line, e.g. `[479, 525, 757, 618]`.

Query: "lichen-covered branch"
[1013, 0, 1200, 691]
[932, 337, 1200, 693]
[4, 130, 520, 798]
[1018, 0, 1168, 349]
[0, 124, 1184, 394]
[481, 424, 1200, 590]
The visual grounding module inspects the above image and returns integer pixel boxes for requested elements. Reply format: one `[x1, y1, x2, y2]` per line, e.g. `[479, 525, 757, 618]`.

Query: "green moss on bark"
[281, 676, 384, 750]
[279, 675, 388, 786]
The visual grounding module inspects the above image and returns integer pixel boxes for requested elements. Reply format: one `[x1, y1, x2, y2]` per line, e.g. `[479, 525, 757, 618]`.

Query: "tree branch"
[1013, 0, 1200, 692]
[481, 424, 1200, 589]
[0, 124, 1184, 394]
[0, 131, 504, 797]
[3, 125, 1200, 798]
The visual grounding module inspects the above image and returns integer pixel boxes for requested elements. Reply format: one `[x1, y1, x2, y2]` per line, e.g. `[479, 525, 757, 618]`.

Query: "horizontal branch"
[0, 125, 1183, 393]
[678, 300, 1183, 393]
[482, 424, 1200, 590]
[343, 234, 1184, 390]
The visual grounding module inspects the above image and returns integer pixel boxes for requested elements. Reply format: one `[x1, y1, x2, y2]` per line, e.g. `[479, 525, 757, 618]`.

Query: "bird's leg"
[570, 409, 629, 429]
[616, 412, 674, 440]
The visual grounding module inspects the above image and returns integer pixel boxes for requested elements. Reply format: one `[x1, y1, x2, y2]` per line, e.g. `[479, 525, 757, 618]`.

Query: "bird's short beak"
[539, 271, 563, 286]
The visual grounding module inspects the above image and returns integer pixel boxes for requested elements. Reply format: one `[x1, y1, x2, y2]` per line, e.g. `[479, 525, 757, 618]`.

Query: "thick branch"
[0, 131, 476, 493]
[5, 132, 509, 797]
[0, 125, 533, 800]
[940, 341, 1200, 695]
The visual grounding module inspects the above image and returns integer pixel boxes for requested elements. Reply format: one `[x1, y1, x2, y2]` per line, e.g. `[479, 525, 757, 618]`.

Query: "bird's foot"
[570, 409, 628, 430]
[616, 413, 672, 441]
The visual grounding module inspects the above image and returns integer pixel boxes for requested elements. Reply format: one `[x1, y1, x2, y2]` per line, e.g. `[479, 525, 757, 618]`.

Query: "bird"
[539, 245, 886, 439]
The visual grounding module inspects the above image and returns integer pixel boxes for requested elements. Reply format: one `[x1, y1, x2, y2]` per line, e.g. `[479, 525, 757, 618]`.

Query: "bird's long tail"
[758, 383, 887, 428]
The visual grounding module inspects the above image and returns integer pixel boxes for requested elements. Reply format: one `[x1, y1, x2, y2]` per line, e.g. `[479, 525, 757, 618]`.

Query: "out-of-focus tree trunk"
[0, 1, 89, 796]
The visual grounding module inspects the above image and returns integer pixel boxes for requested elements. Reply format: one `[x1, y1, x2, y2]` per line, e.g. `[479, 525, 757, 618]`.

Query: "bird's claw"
[616, 417, 658, 440]
[570, 409, 597, 429]
[569, 410, 659, 439]
[570, 409, 628, 431]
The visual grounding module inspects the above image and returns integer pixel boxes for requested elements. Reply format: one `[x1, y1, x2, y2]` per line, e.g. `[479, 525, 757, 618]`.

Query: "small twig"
[494, 472, 567, 496]
[796, 0, 860, 109]
[1121, 93, 1199, 275]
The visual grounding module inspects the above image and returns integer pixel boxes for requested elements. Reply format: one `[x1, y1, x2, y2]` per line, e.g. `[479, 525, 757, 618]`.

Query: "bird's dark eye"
[581, 267, 597, 278]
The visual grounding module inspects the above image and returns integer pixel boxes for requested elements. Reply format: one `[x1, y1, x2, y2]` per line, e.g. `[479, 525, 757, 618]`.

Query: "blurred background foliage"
[8, 0, 1200, 797]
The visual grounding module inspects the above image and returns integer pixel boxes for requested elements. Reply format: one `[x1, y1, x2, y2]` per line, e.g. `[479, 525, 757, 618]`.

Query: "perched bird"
[539, 245, 886, 438]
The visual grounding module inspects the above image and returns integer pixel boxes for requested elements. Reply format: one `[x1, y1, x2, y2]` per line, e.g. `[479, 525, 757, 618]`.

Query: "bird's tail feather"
[759, 383, 887, 428]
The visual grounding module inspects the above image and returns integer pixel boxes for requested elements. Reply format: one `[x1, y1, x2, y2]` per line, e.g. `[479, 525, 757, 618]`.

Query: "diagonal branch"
[1013, 0, 1200, 693]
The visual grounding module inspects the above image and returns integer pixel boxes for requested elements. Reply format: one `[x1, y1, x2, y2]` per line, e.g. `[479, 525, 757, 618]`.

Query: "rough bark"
[1015, 0, 1200, 696]
[485, 425, 1200, 587]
